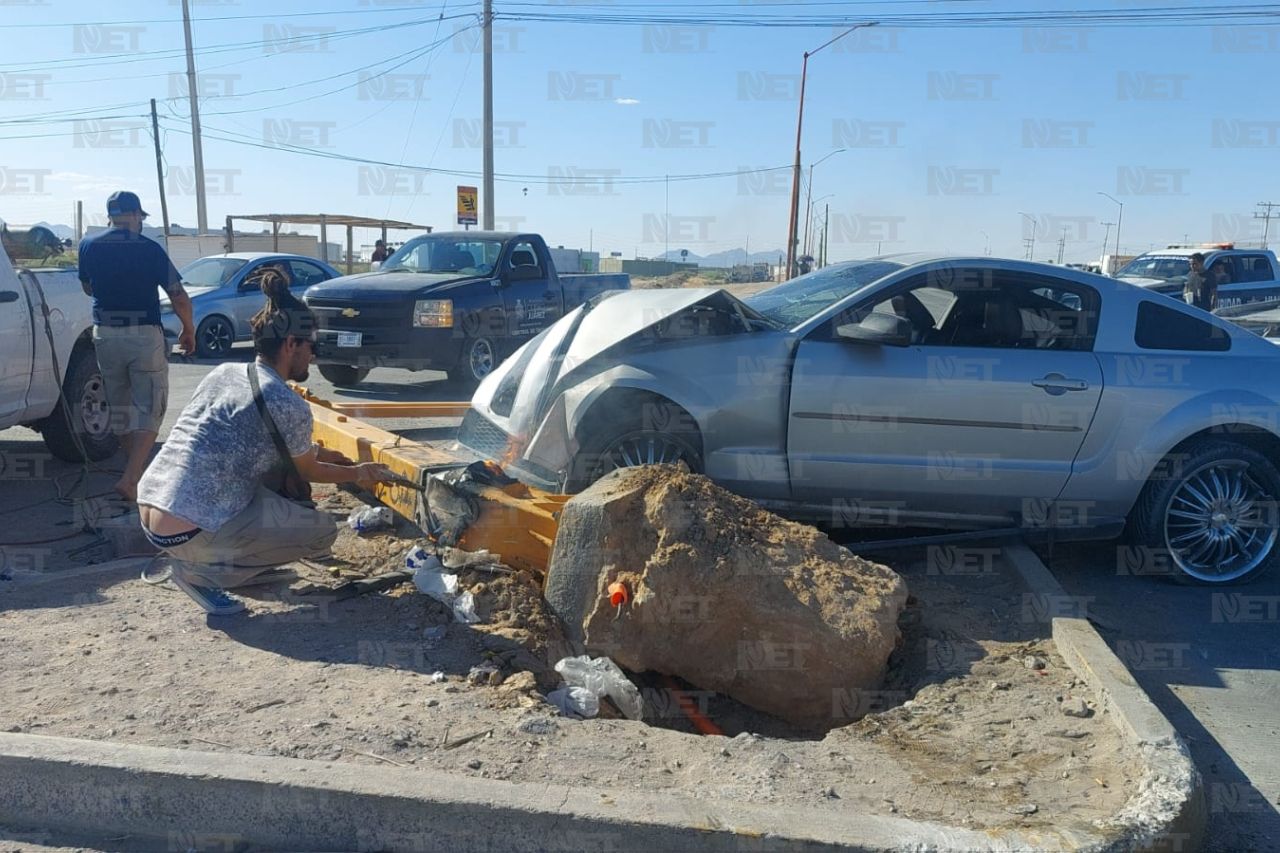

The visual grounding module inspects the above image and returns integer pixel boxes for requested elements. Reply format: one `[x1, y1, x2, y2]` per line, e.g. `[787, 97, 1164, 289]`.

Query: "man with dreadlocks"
[136, 268, 396, 615]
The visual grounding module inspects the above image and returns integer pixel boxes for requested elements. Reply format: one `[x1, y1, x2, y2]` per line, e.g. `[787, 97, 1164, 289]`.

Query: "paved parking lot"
[2, 348, 1277, 851]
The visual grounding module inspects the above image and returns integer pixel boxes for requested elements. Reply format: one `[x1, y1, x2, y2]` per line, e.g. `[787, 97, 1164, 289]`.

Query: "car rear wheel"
[1130, 438, 1280, 584]
[40, 344, 119, 463]
[195, 315, 235, 359]
[565, 399, 702, 492]
[317, 364, 370, 386]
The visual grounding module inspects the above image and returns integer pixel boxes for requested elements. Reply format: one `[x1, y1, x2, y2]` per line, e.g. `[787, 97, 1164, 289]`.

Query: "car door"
[230, 261, 274, 334]
[0, 268, 34, 425]
[287, 259, 331, 298]
[500, 240, 563, 342]
[1215, 253, 1280, 309]
[786, 267, 1105, 523]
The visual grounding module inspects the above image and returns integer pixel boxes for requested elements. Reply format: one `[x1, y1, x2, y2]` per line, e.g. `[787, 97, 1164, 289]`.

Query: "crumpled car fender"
[522, 363, 716, 475]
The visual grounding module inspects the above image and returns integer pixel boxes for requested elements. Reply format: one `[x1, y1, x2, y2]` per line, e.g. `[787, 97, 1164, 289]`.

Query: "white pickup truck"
[0, 247, 117, 461]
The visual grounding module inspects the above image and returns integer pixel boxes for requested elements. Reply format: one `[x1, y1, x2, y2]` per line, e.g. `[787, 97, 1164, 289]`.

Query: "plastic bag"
[412, 565, 459, 602]
[554, 655, 643, 721]
[546, 686, 600, 719]
[347, 506, 392, 533]
[451, 590, 481, 624]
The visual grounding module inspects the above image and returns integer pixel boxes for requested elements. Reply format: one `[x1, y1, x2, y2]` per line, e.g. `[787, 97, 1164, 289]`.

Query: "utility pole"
[1056, 228, 1067, 264]
[181, 0, 208, 233]
[481, 0, 494, 230]
[822, 201, 829, 267]
[74, 200, 82, 241]
[149, 100, 172, 237]
[1019, 211, 1036, 261]
[785, 22, 875, 280]
[1100, 221, 1114, 268]
[1256, 201, 1278, 249]
[664, 174, 669, 261]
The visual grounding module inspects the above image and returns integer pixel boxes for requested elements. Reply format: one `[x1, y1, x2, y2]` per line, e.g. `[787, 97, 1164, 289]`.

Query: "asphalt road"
[3, 347, 1278, 851]
[1039, 540, 1280, 852]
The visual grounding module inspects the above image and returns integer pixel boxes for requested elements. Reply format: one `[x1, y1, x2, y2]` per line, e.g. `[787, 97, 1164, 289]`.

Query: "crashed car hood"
[482, 287, 773, 447]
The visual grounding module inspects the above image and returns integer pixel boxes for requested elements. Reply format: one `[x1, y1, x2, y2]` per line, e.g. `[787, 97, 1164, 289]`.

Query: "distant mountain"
[658, 248, 784, 268]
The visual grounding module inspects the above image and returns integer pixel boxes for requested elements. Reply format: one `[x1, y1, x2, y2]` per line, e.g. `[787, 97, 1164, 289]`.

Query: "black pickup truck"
[304, 232, 629, 387]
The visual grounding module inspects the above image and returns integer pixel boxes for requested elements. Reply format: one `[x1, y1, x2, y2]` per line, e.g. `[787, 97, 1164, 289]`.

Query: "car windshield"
[743, 261, 904, 326]
[180, 257, 247, 287]
[1115, 256, 1191, 283]
[382, 236, 502, 275]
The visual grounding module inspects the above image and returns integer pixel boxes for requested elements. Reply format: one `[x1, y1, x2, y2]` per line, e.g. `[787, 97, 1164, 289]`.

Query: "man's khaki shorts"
[92, 325, 169, 434]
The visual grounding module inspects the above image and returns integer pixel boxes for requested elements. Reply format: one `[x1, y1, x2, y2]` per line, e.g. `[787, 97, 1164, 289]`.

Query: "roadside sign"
[457, 185, 478, 226]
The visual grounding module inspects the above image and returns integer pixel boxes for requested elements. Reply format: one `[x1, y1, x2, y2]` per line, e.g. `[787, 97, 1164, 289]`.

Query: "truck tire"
[195, 315, 235, 359]
[565, 397, 702, 493]
[40, 344, 119, 463]
[318, 364, 370, 386]
[448, 336, 498, 389]
[1129, 438, 1280, 584]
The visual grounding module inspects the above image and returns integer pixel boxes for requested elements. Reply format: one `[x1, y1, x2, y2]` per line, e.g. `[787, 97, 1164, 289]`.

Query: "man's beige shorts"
[92, 325, 169, 434]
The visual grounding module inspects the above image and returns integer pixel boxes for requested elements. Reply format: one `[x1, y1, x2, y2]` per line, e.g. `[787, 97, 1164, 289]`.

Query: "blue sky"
[1, 0, 1278, 264]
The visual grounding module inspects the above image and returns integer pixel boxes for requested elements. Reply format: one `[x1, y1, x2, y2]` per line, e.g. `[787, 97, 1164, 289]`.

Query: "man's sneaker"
[169, 573, 246, 616]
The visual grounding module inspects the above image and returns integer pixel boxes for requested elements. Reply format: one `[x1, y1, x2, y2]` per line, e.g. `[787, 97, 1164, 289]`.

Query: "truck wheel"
[40, 344, 119, 463]
[448, 336, 497, 389]
[195, 315, 235, 359]
[318, 364, 370, 386]
[1129, 438, 1280, 584]
[565, 398, 702, 492]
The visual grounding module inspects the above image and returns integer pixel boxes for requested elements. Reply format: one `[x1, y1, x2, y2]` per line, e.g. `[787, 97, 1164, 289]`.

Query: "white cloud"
[615, 97, 640, 106]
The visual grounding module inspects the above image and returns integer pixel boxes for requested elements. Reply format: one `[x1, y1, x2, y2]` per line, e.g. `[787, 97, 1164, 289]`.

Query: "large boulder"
[544, 466, 908, 730]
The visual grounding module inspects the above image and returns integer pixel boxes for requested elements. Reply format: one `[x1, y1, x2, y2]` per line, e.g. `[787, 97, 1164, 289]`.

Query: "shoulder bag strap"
[247, 362, 303, 477]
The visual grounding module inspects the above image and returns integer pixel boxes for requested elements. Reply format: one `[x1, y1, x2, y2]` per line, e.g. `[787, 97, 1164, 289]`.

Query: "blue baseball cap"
[106, 190, 148, 218]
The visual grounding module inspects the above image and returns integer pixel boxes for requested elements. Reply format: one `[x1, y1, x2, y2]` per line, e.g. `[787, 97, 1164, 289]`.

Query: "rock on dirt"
[545, 466, 909, 729]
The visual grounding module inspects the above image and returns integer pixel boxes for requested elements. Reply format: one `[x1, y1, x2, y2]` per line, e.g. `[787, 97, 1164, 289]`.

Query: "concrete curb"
[0, 732, 1093, 853]
[1004, 544, 1207, 853]
[0, 547, 1202, 852]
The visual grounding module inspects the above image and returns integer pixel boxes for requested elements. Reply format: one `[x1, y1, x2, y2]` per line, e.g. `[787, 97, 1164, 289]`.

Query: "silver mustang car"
[459, 255, 1280, 584]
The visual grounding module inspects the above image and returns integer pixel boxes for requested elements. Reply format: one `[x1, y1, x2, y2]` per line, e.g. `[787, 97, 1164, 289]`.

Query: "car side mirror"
[835, 312, 913, 347]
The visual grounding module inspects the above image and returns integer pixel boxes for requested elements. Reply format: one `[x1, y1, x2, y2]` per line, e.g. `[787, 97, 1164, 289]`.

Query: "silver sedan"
[461, 256, 1280, 584]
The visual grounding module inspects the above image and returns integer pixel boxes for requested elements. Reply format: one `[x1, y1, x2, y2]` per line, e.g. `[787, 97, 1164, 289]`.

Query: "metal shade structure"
[224, 214, 433, 273]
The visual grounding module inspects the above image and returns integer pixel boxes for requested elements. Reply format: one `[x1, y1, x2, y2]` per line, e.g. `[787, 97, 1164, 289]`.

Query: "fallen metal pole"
[297, 385, 568, 577]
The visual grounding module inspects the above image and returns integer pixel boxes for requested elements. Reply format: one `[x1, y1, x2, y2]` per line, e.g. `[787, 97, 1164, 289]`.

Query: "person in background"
[371, 239, 391, 264]
[1184, 253, 1218, 312]
[136, 268, 396, 616]
[78, 191, 196, 501]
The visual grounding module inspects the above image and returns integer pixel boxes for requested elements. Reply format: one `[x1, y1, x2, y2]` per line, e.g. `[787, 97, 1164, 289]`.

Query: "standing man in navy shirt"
[78, 191, 196, 501]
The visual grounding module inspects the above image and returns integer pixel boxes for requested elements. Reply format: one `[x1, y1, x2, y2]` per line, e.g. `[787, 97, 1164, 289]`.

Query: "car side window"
[831, 270, 1098, 351]
[288, 260, 326, 288]
[508, 241, 542, 275]
[1135, 301, 1231, 351]
[237, 264, 267, 290]
[1234, 255, 1273, 283]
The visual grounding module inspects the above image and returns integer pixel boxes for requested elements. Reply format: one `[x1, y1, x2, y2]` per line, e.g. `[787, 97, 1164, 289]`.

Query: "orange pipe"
[659, 675, 723, 737]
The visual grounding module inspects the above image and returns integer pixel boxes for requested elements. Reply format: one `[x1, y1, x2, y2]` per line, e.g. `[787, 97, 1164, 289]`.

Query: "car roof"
[202, 252, 324, 261]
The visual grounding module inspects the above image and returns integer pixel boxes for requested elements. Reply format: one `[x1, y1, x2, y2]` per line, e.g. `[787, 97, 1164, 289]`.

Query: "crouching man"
[136, 269, 395, 615]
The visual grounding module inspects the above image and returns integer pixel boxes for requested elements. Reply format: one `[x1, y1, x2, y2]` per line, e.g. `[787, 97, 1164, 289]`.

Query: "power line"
[159, 117, 792, 185]
[0, 4, 482, 28]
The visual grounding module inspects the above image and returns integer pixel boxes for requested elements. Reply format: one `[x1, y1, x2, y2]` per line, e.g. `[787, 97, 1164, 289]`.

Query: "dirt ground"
[0, 484, 1142, 840]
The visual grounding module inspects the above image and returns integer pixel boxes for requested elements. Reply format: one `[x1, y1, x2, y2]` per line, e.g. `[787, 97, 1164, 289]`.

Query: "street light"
[979, 230, 990, 257]
[803, 149, 846, 258]
[1097, 191, 1124, 273]
[1018, 211, 1037, 261]
[785, 22, 878, 280]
